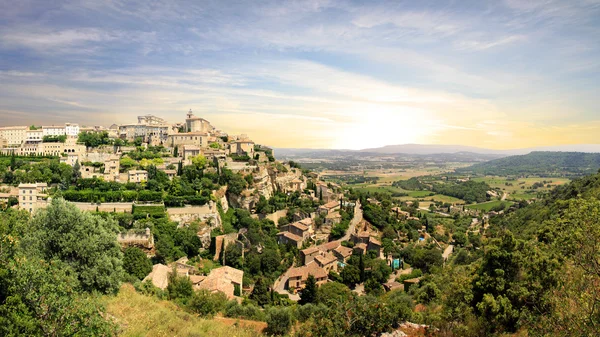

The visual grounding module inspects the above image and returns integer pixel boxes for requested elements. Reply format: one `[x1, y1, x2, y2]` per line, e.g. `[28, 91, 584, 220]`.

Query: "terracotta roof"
[354, 243, 367, 251]
[277, 231, 303, 242]
[322, 201, 339, 209]
[320, 240, 341, 252]
[314, 253, 337, 266]
[333, 245, 353, 258]
[291, 178, 303, 183]
[288, 262, 327, 280]
[143, 264, 170, 290]
[298, 218, 313, 226]
[290, 221, 309, 232]
[194, 266, 244, 300]
[301, 246, 320, 255]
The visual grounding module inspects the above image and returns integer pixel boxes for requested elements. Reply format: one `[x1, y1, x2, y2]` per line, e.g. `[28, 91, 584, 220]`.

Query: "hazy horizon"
[1, 0, 599, 149]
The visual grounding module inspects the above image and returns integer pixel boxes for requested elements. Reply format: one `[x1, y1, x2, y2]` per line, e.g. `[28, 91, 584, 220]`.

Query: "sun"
[331, 104, 435, 150]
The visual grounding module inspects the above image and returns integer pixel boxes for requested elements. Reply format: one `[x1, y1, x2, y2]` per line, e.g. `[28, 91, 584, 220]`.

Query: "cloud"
[0, 0, 598, 149]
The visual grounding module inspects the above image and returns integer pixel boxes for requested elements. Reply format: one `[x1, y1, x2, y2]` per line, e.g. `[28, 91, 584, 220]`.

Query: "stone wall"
[253, 209, 288, 223]
[166, 201, 221, 227]
[71, 202, 133, 213]
[117, 228, 154, 249]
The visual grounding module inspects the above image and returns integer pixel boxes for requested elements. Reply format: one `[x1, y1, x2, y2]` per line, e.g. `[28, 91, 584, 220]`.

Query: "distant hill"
[276, 144, 600, 157]
[458, 151, 600, 177]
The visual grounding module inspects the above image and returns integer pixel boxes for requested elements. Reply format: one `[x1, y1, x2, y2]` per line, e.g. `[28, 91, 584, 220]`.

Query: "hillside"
[104, 284, 264, 337]
[458, 151, 600, 177]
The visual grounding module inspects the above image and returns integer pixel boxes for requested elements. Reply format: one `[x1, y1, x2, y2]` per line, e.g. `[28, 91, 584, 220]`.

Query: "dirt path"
[442, 244, 454, 261]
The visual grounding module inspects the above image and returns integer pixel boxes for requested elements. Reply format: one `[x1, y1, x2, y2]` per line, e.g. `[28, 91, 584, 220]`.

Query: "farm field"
[471, 176, 570, 200]
[465, 200, 513, 212]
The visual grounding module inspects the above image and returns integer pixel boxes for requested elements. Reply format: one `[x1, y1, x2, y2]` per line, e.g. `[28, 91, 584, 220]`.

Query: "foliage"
[78, 131, 111, 148]
[459, 151, 600, 177]
[265, 307, 293, 336]
[188, 289, 228, 317]
[299, 275, 318, 305]
[42, 135, 67, 143]
[0, 258, 116, 336]
[432, 180, 490, 204]
[166, 270, 193, 304]
[23, 198, 124, 294]
[123, 247, 153, 280]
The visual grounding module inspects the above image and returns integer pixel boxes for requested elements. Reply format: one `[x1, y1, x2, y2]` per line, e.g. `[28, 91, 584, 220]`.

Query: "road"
[419, 207, 451, 217]
[342, 199, 362, 242]
[501, 192, 508, 201]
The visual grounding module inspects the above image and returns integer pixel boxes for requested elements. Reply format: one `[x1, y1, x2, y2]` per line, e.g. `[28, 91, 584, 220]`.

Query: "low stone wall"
[71, 202, 133, 213]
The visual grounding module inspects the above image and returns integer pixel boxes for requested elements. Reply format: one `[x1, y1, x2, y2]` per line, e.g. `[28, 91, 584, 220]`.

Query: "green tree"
[188, 289, 228, 317]
[316, 282, 352, 304]
[299, 275, 318, 305]
[364, 278, 384, 296]
[265, 307, 293, 336]
[250, 277, 271, 307]
[122, 247, 153, 280]
[23, 198, 123, 294]
[191, 154, 207, 170]
[340, 264, 361, 288]
[0, 258, 116, 336]
[166, 270, 193, 304]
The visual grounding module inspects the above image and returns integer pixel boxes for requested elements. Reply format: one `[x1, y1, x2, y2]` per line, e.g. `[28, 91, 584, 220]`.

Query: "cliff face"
[226, 164, 306, 211]
[227, 166, 274, 210]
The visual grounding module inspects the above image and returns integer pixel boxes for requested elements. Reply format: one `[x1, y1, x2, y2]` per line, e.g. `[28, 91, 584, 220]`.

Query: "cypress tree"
[299, 275, 318, 305]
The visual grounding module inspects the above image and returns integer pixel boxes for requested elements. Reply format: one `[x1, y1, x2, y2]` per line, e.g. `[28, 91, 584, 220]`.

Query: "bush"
[265, 307, 293, 336]
[224, 301, 267, 321]
[187, 289, 228, 317]
[123, 247, 153, 280]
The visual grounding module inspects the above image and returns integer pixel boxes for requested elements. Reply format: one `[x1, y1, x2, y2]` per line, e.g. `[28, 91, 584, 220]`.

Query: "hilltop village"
[0, 111, 478, 336]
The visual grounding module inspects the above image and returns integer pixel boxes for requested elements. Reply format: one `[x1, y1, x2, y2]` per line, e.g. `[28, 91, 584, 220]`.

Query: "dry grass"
[104, 284, 263, 337]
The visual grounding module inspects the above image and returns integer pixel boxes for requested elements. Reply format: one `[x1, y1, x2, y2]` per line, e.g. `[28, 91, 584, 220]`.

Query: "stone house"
[314, 252, 338, 273]
[277, 231, 303, 248]
[287, 262, 328, 290]
[333, 245, 353, 263]
[318, 200, 340, 215]
[128, 170, 148, 183]
[300, 246, 320, 265]
[18, 183, 48, 213]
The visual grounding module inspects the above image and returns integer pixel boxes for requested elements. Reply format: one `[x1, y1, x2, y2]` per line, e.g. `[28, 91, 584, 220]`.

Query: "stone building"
[128, 170, 148, 183]
[0, 126, 27, 147]
[18, 183, 49, 213]
[287, 262, 328, 289]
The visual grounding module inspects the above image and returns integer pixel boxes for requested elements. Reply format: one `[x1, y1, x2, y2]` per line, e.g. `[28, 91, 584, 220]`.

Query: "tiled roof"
[301, 247, 319, 255]
[314, 253, 337, 266]
[334, 245, 353, 258]
[288, 262, 327, 280]
[278, 231, 303, 242]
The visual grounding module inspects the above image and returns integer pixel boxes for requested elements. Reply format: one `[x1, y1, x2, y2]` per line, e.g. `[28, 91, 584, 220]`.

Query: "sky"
[0, 0, 599, 150]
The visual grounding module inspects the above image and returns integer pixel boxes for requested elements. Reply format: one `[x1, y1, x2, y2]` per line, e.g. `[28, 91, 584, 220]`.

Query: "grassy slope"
[104, 284, 263, 337]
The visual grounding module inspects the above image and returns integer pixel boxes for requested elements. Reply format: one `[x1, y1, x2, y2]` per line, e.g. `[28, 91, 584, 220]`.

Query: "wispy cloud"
[0, 0, 598, 149]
